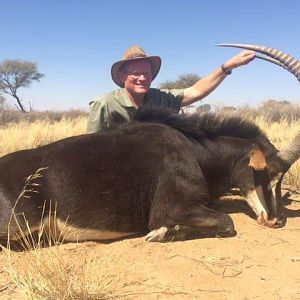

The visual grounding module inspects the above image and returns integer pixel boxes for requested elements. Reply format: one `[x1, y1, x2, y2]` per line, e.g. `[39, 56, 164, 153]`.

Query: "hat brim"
[111, 56, 161, 88]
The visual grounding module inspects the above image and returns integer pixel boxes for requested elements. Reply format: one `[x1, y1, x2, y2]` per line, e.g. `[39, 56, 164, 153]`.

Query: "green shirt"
[87, 88, 184, 133]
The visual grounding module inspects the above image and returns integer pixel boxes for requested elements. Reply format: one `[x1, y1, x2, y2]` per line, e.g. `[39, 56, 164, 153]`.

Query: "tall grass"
[0, 117, 86, 156]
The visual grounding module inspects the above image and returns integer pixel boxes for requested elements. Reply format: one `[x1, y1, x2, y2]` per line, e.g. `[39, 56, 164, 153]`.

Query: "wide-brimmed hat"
[111, 46, 161, 87]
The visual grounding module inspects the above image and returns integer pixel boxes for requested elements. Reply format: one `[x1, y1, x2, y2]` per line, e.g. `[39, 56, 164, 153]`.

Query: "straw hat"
[111, 46, 161, 87]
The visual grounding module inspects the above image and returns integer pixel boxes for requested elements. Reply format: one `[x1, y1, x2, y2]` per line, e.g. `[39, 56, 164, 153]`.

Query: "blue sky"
[1, 0, 299, 111]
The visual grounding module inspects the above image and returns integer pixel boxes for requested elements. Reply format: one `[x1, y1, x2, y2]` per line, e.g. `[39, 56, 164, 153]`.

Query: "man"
[87, 45, 255, 133]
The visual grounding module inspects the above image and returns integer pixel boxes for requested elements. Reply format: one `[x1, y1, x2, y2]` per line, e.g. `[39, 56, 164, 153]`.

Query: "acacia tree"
[159, 73, 201, 89]
[0, 59, 44, 112]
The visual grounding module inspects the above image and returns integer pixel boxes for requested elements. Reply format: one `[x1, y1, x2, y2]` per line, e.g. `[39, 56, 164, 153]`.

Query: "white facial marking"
[246, 189, 269, 217]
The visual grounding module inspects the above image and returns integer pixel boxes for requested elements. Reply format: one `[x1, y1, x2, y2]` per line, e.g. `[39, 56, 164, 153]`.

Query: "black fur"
[133, 108, 265, 141]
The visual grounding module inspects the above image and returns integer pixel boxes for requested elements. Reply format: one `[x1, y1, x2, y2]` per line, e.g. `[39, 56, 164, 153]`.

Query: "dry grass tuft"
[4, 247, 128, 300]
[3, 244, 217, 299]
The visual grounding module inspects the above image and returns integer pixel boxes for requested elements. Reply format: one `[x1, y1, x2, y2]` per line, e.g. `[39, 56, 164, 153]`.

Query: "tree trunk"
[13, 94, 27, 113]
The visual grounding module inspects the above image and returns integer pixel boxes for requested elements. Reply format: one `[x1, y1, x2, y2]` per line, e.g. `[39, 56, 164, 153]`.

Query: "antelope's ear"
[249, 149, 267, 170]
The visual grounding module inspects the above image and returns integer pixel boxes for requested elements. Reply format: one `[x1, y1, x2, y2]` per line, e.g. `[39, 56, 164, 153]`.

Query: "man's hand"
[223, 50, 256, 71]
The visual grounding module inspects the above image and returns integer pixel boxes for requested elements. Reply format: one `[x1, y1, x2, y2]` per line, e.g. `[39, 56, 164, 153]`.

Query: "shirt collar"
[117, 88, 137, 108]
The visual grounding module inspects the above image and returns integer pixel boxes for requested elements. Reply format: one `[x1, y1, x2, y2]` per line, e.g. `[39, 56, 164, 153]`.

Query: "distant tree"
[197, 104, 211, 113]
[221, 106, 237, 113]
[159, 73, 201, 89]
[262, 99, 291, 109]
[259, 99, 296, 122]
[0, 59, 44, 112]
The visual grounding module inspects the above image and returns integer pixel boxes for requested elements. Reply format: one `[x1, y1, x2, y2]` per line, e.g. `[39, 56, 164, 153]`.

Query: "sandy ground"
[1, 189, 300, 299]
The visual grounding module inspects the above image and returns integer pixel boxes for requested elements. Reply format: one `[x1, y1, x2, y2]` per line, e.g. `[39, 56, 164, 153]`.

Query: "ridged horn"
[255, 55, 290, 71]
[277, 131, 300, 167]
[217, 43, 300, 83]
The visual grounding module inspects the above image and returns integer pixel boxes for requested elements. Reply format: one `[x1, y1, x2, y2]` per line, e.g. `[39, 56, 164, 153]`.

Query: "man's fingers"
[241, 50, 256, 55]
[225, 50, 256, 69]
[240, 50, 256, 64]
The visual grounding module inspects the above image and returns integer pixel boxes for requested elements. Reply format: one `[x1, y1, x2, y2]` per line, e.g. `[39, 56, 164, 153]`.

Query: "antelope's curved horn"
[255, 55, 290, 71]
[217, 43, 300, 83]
[277, 131, 300, 167]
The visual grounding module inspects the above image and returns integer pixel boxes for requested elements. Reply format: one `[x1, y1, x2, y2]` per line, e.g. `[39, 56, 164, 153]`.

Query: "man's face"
[121, 60, 153, 96]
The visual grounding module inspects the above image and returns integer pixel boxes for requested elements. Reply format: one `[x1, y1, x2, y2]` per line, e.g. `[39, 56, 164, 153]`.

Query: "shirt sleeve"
[86, 99, 110, 133]
[166, 88, 185, 110]
[152, 88, 185, 112]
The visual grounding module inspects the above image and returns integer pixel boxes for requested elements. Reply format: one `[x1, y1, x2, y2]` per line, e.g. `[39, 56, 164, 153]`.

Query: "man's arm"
[182, 50, 256, 106]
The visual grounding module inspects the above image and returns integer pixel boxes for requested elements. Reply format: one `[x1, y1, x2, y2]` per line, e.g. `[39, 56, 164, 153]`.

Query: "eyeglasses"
[127, 71, 152, 80]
